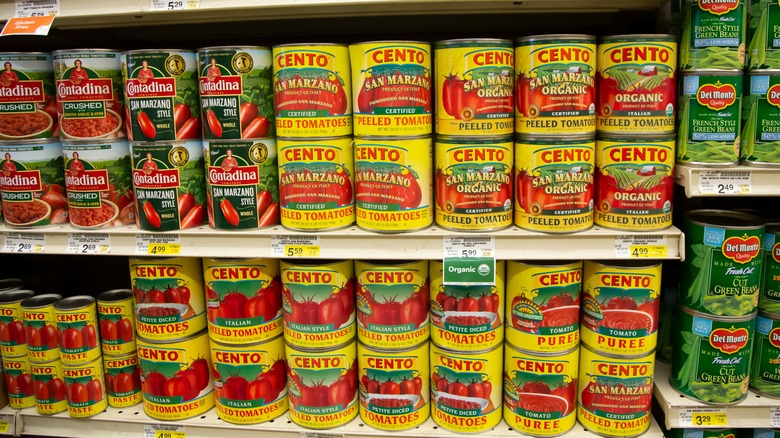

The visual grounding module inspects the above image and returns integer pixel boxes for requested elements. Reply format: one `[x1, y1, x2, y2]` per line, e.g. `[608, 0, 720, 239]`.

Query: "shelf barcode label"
[144, 424, 185, 438]
[15, 0, 59, 17]
[615, 235, 668, 258]
[300, 433, 344, 438]
[0, 414, 11, 434]
[149, 0, 199, 11]
[679, 408, 728, 427]
[699, 171, 751, 195]
[771, 407, 780, 428]
[3, 232, 45, 253]
[67, 233, 110, 254]
[135, 234, 181, 255]
[272, 236, 320, 257]
[443, 236, 496, 285]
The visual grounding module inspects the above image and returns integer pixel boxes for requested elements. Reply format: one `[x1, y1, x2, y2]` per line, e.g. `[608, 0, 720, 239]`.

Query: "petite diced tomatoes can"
[96, 289, 137, 356]
[31, 359, 68, 415]
[21, 294, 62, 363]
[4, 355, 35, 409]
[0, 289, 34, 358]
[63, 357, 107, 418]
[54, 296, 101, 366]
[103, 353, 142, 408]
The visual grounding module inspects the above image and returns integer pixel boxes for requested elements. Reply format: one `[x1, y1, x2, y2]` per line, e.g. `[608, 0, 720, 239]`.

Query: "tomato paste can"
[597, 35, 677, 134]
[429, 260, 505, 352]
[680, 210, 764, 316]
[577, 345, 655, 437]
[0, 139, 67, 227]
[354, 136, 432, 232]
[505, 261, 581, 355]
[741, 71, 780, 166]
[21, 294, 62, 363]
[679, 0, 746, 70]
[123, 49, 200, 142]
[750, 312, 780, 397]
[0, 52, 57, 140]
[130, 140, 206, 231]
[137, 331, 215, 420]
[52, 49, 125, 140]
[670, 305, 756, 404]
[0, 289, 34, 358]
[350, 41, 432, 136]
[0, 279, 23, 293]
[434, 136, 513, 231]
[677, 71, 743, 166]
[434, 39, 514, 136]
[96, 289, 136, 356]
[202, 258, 283, 344]
[4, 355, 34, 409]
[281, 259, 356, 349]
[748, 0, 780, 69]
[272, 43, 351, 138]
[62, 357, 107, 418]
[129, 256, 207, 342]
[197, 46, 274, 140]
[103, 353, 142, 408]
[514, 136, 594, 234]
[53, 296, 100, 366]
[31, 360, 68, 415]
[286, 339, 358, 429]
[760, 223, 780, 313]
[503, 344, 579, 436]
[355, 260, 430, 349]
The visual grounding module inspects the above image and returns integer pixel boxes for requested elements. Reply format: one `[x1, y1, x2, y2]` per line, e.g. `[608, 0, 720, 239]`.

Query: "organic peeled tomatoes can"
[31, 360, 68, 415]
[54, 296, 100, 366]
[0, 289, 33, 358]
[63, 357, 107, 418]
[103, 354, 142, 408]
[4, 355, 34, 409]
[21, 294, 62, 363]
[96, 289, 136, 356]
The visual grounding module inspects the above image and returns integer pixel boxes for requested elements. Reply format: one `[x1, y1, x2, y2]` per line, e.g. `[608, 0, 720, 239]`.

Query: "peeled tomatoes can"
[31, 360, 68, 415]
[760, 223, 780, 313]
[63, 357, 107, 418]
[741, 71, 780, 166]
[750, 312, 780, 398]
[0, 52, 57, 140]
[4, 355, 34, 409]
[679, 0, 746, 70]
[96, 289, 136, 356]
[103, 354, 142, 408]
[54, 296, 100, 366]
[21, 294, 62, 363]
[0, 289, 33, 358]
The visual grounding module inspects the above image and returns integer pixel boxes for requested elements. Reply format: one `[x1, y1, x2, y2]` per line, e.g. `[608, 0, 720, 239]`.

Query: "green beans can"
[747, 0, 780, 69]
[748, 429, 780, 438]
[665, 428, 737, 438]
[741, 71, 780, 165]
[679, 0, 747, 70]
[760, 223, 780, 313]
[749, 311, 780, 397]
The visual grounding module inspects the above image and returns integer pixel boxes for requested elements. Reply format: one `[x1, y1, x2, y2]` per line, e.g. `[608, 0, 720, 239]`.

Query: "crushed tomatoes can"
[21, 294, 62, 363]
[31, 360, 68, 415]
[63, 358, 107, 418]
[96, 289, 136, 356]
[54, 296, 100, 366]
[4, 355, 34, 409]
[0, 52, 57, 140]
[0, 289, 34, 358]
[750, 312, 780, 398]
[103, 354, 142, 408]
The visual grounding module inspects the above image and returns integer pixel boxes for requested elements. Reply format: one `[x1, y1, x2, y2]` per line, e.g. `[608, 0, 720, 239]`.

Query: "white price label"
[699, 171, 751, 195]
[15, 0, 59, 17]
[144, 424, 185, 438]
[300, 433, 344, 438]
[443, 237, 496, 285]
[67, 233, 110, 254]
[150, 0, 199, 11]
[443, 236, 495, 259]
[771, 407, 780, 428]
[3, 232, 45, 253]
[679, 408, 728, 427]
[615, 235, 668, 258]
[135, 234, 181, 255]
[272, 236, 320, 257]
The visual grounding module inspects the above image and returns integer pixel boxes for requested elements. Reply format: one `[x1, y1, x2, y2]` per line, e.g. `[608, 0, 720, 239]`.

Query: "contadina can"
[21, 294, 62, 363]
[96, 289, 136, 356]
[751, 312, 780, 398]
[4, 355, 34, 409]
[741, 71, 780, 166]
[435, 39, 514, 136]
[748, 0, 780, 69]
[54, 296, 100, 366]
[130, 257, 207, 341]
[0, 52, 56, 140]
[503, 344, 579, 436]
[63, 357, 107, 418]
[137, 331, 215, 420]
[358, 341, 429, 430]
[0, 289, 33, 358]
[760, 223, 780, 313]
[679, 0, 746, 70]
[286, 339, 358, 429]
[211, 336, 288, 424]
[506, 261, 582, 354]
[31, 360, 67, 415]
[104, 354, 142, 408]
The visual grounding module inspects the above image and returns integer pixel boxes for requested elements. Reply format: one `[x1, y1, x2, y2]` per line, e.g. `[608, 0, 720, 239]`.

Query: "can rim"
[54, 295, 96, 311]
[350, 40, 431, 46]
[431, 340, 502, 354]
[516, 34, 597, 43]
[678, 304, 758, 323]
[599, 34, 677, 42]
[136, 329, 208, 345]
[285, 338, 355, 353]
[355, 135, 432, 141]
[684, 209, 765, 229]
[276, 136, 353, 142]
[281, 259, 350, 267]
[96, 289, 133, 304]
[758, 310, 780, 321]
[211, 333, 284, 348]
[597, 134, 677, 142]
[62, 356, 104, 368]
[516, 134, 596, 142]
[0, 139, 60, 147]
[509, 260, 581, 268]
[0, 278, 23, 291]
[580, 341, 657, 360]
[505, 341, 579, 357]
[21, 293, 63, 309]
[205, 137, 275, 144]
[0, 52, 52, 56]
[436, 135, 513, 143]
[52, 49, 121, 55]
[0, 289, 34, 304]
[197, 46, 271, 52]
[681, 69, 744, 76]
[748, 69, 780, 75]
[586, 260, 662, 269]
[103, 353, 140, 362]
[129, 140, 201, 147]
[273, 43, 348, 48]
[436, 38, 513, 46]
[357, 340, 428, 354]
[122, 49, 195, 55]
[61, 139, 128, 146]
[354, 259, 426, 267]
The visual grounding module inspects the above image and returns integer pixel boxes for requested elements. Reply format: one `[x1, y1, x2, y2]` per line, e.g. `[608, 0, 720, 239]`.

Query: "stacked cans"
[20, 293, 65, 415]
[96, 290, 142, 409]
[750, 220, 780, 397]
[1, 290, 36, 410]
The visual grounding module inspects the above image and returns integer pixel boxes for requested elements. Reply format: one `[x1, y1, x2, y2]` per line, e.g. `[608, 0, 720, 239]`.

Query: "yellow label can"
[31, 360, 68, 415]
[21, 293, 61, 363]
[104, 354, 142, 408]
[54, 296, 101, 366]
[63, 358, 108, 418]
[4, 355, 35, 409]
[0, 289, 34, 358]
[96, 289, 137, 356]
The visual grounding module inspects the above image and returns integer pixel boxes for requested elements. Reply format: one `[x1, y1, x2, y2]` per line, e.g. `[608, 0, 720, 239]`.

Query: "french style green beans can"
[741, 71, 780, 165]
[679, 0, 747, 70]
[760, 223, 780, 313]
[747, 0, 780, 69]
[749, 311, 780, 398]
[665, 428, 737, 438]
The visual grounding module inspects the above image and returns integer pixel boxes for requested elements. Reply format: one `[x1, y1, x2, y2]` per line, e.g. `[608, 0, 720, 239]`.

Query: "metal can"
[0, 279, 23, 293]
[4, 355, 34, 409]
[358, 341, 429, 430]
[54, 296, 100, 366]
[435, 39, 514, 136]
[679, 0, 746, 70]
[103, 353, 142, 408]
[63, 357, 107, 418]
[665, 429, 737, 438]
[0, 52, 57, 140]
[748, 0, 780, 69]
[197, 46, 274, 140]
[277, 136, 355, 231]
[741, 71, 780, 166]
[21, 293, 62, 363]
[505, 261, 581, 354]
[750, 430, 780, 438]
[750, 312, 780, 397]
[30, 360, 67, 415]
[760, 223, 780, 313]
[272, 44, 352, 138]
[0, 289, 34, 358]
[657, 274, 680, 364]
[96, 289, 136, 356]
[354, 136, 433, 232]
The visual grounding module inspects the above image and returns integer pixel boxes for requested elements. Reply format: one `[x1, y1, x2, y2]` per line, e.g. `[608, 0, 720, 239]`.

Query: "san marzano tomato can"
[54, 296, 100, 366]
[21, 294, 62, 363]
[0, 289, 34, 358]
[96, 289, 137, 356]
[62, 357, 107, 418]
[31, 360, 68, 415]
[4, 355, 34, 409]
[0, 52, 57, 140]
[103, 354, 142, 408]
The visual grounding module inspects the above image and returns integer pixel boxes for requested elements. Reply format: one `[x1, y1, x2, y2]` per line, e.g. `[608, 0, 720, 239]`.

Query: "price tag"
[135, 234, 181, 255]
[67, 233, 110, 254]
[443, 237, 496, 285]
[272, 236, 320, 257]
[0, 417, 9, 434]
[150, 0, 199, 11]
[3, 232, 45, 253]
[15, 0, 59, 17]
[300, 433, 344, 438]
[615, 235, 668, 258]
[144, 424, 185, 438]
[1, 0, 58, 36]
[699, 171, 752, 195]
[771, 407, 780, 428]
[679, 408, 728, 427]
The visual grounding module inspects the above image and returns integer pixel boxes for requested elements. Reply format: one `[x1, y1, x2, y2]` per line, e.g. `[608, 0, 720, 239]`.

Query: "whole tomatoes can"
[760, 223, 780, 313]
[503, 344, 579, 437]
[354, 136, 433, 232]
[434, 39, 514, 136]
[505, 261, 582, 355]
[0, 289, 34, 358]
[355, 260, 430, 349]
[136, 331, 215, 420]
[750, 312, 780, 398]
[21, 294, 62, 363]
[210, 336, 289, 424]
[197, 46, 274, 140]
[272, 44, 352, 138]
[129, 257, 206, 342]
[53, 296, 100, 366]
[679, 0, 746, 70]
[103, 353, 142, 408]
[349, 41, 432, 136]
[202, 258, 283, 344]
[0, 52, 57, 140]
[4, 355, 34, 409]
[429, 260, 504, 352]
[96, 289, 137, 356]
[62, 357, 107, 418]
[286, 339, 358, 429]
[31, 360, 68, 415]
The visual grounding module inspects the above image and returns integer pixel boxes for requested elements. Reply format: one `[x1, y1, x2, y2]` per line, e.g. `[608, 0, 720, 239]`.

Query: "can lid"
[122, 49, 195, 55]
[197, 46, 271, 52]
[96, 289, 133, 304]
[0, 138, 60, 147]
[515, 134, 596, 143]
[0, 289, 34, 304]
[21, 293, 63, 310]
[597, 133, 677, 142]
[54, 295, 96, 311]
[0, 278, 23, 292]
[599, 34, 676, 43]
[52, 49, 120, 55]
[748, 69, 780, 75]
[681, 69, 744, 76]
[435, 38, 513, 48]
[516, 34, 596, 44]
[436, 135, 513, 144]
[766, 222, 780, 234]
[272, 43, 348, 49]
[678, 304, 758, 323]
[758, 309, 780, 322]
[684, 209, 765, 229]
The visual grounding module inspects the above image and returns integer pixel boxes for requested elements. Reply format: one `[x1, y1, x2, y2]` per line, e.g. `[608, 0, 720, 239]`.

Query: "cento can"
[210, 336, 288, 424]
[503, 344, 579, 436]
[63, 357, 107, 418]
[204, 138, 279, 230]
[103, 354, 142, 408]
[0, 289, 33, 358]
[748, 0, 780, 69]
[680, 210, 764, 316]
[670, 306, 756, 404]
[286, 339, 358, 429]
[54, 296, 100, 366]
[31, 360, 67, 415]
[355, 260, 430, 350]
[514, 136, 594, 234]
[96, 289, 136, 356]
[137, 331, 215, 420]
[505, 261, 581, 354]
[434, 136, 513, 231]
[129, 257, 207, 341]
[358, 341, 429, 430]
[202, 258, 283, 344]
[751, 312, 780, 397]
[4, 355, 34, 409]
[435, 39, 514, 137]
[0, 279, 23, 293]
[760, 223, 780, 313]
[741, 71, 780, 166]
[354, 136, 433, 232]
[197, 46, 274, 139]
[21, 294, 62, 363]
[272, 44, 351, 138]
[0, 52, 57, 140]
[679, 0, 746, 70]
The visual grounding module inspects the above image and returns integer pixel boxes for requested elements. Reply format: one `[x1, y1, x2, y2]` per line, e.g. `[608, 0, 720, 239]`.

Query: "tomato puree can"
[505, 261, 581, 355]
[4, 355, 34, 409]
[202, 258, 283, 344]
[210, 336, 288, 424]
[350, 41, 432, 136]
[54, 296, 100, 366]
[103, 354, 142, 408]
[750, 312, 780, 398]
[355, 136, 432, 232]
[0, 289, 33, 358]
[21, 294, 62, 363]
[63, 357, 107, 418]
[679, 0, 746, 70]
[760, 223, 780, 313]
[31, 360, 68, 415]
[96, 289, 137, 356]
[503, 344, 578, 436]
[741, 71, 780, 166]
[0, 52, 57, 140]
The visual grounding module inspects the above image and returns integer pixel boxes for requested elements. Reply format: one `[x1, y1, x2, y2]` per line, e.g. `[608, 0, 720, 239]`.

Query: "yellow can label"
[286, 340, 358, 429]
[358, 342, 430, 430]
[22, 304, 59, 363]
[31, 360, 68, 415]
[355, 137, 432, 231]
[63, 359, 108, 418]
[104, 355, 142, 408]
[97, 296, 137, 356]
[4, 355, 35, 409]
[55, 304, 101, 366]
[0, 299, 28, 358]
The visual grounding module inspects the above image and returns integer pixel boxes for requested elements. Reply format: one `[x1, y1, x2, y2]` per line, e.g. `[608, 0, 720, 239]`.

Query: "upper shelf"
[675, 164, 780, 198]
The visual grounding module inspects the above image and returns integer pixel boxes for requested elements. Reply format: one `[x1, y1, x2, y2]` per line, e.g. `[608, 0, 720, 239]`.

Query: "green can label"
[679, 0, 747, 70]
[665, 429, 736, 438]
[0, 53, 57, 139]
[747, 0, 780, 69]
[759, 231, 780, 312]
[750, 315, 780, 396]
[742, 74, 780, 163]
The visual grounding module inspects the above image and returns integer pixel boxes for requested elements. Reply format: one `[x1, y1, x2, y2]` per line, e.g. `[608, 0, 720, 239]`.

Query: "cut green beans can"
[741, 71, 780, 165]
[747, 0, 780, 69]
[749, 311, 780, 398]
[760, 223, 780, 313]
[679, 0, 747, 70]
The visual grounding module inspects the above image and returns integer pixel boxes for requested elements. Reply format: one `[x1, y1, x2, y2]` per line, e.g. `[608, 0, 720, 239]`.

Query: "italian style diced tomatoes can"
[21, 294, 62, 363]
[503, 344, 579, 436]
[96, 289, 137, 356]
[129, 256, 206, 342]
[53, 296, 100, 366]
[355, 260, 430, 349]
[4, 354, 35, 409]
[0, 52, 57, 140]
[272, 44, 352, 138]
[354, 136, 433, 232]
[62, 357, 107, 418]
[277, 137, 355, 230]
[210, 336, 288, 424]
[31, 359, 68, 415]
[202, 258, 283, 344]
[103, 353, 142, 408]
[750, 311, 780, 398]
[136, 330, 215, 420]
[286, 339, 358, 429]
[281, 259, 356, 349]
[429, 260, 505, 352]
[435, 39, 514, 136]
[350, 41, 432, 136]
[0, 289, 34, 358]
[358, 341, 430, 430]
[505, 261, 582, 355]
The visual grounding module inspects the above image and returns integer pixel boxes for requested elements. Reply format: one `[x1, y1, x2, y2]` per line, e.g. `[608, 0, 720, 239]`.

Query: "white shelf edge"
[675, 164, 780, 198]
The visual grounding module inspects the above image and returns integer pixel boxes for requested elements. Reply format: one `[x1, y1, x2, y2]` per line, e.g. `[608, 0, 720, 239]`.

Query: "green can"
[750, 311, 780, 397]
[741, 71, 780, 165]
[657, 276, 680, 364]
[677, 71, 743, 166]
[746, 430, 780, 438]
[760, 223, 780, 313]
[665, 429, 737, 438]
[747, 0, 780, 69]
[679, 0, 747, 70]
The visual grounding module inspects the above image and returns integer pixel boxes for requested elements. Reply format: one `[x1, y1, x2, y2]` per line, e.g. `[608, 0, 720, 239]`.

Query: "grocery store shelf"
[0, 408, 19, 436]
[675, 164, 780, 197]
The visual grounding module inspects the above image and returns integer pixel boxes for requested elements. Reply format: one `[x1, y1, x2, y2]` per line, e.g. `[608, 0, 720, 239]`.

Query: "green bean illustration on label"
[741, 73, 780, 165]
[747, 0, 780, 69]
[679, 0, 747, 70]
[759, 224, 780, 313]
[749, 313, 780, 398]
